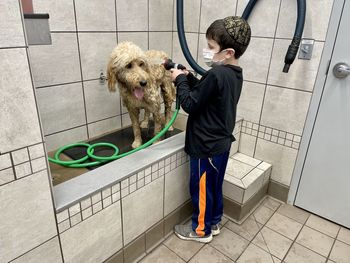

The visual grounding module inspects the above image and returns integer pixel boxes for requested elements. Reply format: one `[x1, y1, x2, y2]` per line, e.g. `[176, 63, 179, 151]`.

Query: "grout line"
[72, 0, 89, 140]
[252, 0, 283, 158]
[8, 235, 59, 263]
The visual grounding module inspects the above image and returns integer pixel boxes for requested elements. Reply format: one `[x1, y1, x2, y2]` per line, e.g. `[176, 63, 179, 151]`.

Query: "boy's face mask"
[202, 48, 234, 67]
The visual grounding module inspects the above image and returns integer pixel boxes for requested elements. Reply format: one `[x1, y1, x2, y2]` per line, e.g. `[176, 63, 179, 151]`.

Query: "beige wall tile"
[84, 80, 121, 123]
[36, 83, 86, 135]
[173, 0, 201, 32]
[78, 33, 117, 80]
[164, 163, 190, 216]
[0, 170, 57, 262]
[200, 0, 237, 33]
[255, 139, 298, 186]
[45, 126, 88, 152]
[237, 81, 265, 123]
[0, 49, 42, 153]
[172, 32, 198, 71]
[88, 117, 122, 139]
[267, 39, 324, 91]
[118, 32, 149, 51]
[240, 37, 274, 83]
[60, 202, 123, 263]
[75, 0, 116, 31]
[117, 0, 148, 31]
[237, 0, 281, 37]
[149, 0, 173, 31]
[122, 177, 164, 245]
[29, 33, 81, 87]
[239, 133, 256, 157]
[11, 237, 62, 263]
[33, 0, 76, 31]
[0, 0, 25, 48]
[260, 86, 311, 135]
[276, 0, 334, 41]
[149, 32, 173, 58]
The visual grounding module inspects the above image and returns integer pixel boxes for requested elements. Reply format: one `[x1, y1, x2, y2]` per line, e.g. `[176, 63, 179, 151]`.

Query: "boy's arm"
[175, 71, 217, 115]
[186, 72, 200, 89]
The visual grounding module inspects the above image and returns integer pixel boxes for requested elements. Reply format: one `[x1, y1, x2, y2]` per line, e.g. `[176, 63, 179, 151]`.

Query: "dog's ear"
[107, 60, 117, 92]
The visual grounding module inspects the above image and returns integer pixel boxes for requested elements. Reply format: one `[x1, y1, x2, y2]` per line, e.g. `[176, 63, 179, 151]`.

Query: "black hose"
[242, 0, 306, 73]
[283, 0, 306, 72]
[176, 0, 306, 74]
[176, 0, 206, 75]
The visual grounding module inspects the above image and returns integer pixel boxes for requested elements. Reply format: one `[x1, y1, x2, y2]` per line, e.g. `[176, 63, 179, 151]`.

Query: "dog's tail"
[107, 60, 117, 92]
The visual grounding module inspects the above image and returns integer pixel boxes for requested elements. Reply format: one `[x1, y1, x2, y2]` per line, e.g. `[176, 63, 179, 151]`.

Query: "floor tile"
[277, 204, 310, 224]
[189, 245, 234, 263]
[140, 244, 185, 263]
[266, 213, 303, 240]
[237, 243, 275, 263]
[210, 227, 249, 261]
[164, 234, 204, 261]
[253, 205, 275, 225]
[225, 216, 262, 241]
[329, 240, 350, 263]
[262, 197, 282, 211]
[306, 215, 340, 238]
[338, 227, 350, 245]
[284, 243, 327, 263]
[296, 226, 334, 257]
[252, 227, 293, 259]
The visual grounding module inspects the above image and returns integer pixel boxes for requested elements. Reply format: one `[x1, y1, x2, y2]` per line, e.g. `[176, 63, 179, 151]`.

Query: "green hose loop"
[48, 109, 179, 168]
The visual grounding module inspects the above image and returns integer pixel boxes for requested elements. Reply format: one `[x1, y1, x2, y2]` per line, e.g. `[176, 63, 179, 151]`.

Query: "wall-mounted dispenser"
[23, 13, 51, 45]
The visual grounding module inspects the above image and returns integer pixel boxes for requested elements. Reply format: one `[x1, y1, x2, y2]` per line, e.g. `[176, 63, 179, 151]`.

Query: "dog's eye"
[127, 63, 132, 69]
[139, 62, 145, 67]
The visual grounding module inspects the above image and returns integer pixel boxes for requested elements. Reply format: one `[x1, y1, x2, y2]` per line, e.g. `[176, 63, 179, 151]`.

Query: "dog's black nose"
[139, 80, 147, 87]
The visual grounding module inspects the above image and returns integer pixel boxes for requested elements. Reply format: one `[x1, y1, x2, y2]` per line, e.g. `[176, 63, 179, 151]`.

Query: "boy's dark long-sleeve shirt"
[175, 64, 243, 158]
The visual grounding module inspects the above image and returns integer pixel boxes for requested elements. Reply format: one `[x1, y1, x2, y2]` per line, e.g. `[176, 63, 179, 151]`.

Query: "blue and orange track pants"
[190, 150, 230, 236]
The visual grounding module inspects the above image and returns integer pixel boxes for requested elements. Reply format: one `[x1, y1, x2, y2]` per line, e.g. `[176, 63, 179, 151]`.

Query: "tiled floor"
[139, 197, 350, 263]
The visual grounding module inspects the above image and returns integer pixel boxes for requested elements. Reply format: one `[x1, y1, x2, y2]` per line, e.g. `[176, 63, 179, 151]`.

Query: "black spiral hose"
[176, 0, 206, 75]
[241, 0, 306, 73]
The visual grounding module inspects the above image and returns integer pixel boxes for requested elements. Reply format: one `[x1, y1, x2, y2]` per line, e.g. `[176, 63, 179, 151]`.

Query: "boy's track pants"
[190, 150, 230, 236]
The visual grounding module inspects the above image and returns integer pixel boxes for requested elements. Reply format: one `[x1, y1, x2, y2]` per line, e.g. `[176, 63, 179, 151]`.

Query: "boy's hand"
[170, 69, 186, 81]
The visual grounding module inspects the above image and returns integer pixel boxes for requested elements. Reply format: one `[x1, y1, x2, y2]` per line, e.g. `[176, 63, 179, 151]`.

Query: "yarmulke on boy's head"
[223, 16, 251, 46]
[206, 16, 251, 59]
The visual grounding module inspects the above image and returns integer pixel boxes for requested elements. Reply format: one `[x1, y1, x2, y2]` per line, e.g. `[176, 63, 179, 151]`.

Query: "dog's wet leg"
[140, 109, 150, 129]
[128, 107, 143, 148]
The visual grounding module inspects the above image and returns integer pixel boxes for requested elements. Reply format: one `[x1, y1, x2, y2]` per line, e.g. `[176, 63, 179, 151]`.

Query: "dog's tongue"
[134, 88, 144, 100]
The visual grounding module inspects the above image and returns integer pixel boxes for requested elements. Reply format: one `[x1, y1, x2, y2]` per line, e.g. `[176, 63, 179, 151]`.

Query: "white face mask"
[202, 48, 233, 67]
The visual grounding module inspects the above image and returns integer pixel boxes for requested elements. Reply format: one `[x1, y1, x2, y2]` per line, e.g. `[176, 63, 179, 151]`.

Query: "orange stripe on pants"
[196, 171, 206, 236]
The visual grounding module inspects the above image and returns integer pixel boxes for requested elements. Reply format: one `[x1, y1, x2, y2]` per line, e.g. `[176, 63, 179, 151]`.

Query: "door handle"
[333, 62, 350, 79]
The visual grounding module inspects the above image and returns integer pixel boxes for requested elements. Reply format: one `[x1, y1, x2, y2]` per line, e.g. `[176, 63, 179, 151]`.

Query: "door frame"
[288, 0, 346, 204]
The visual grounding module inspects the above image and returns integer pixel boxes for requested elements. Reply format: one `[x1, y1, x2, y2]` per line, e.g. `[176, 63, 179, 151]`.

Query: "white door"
[294, 0, 350, 227]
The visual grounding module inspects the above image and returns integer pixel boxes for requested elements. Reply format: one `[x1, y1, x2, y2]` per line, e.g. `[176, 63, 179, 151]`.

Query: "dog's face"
[107, 42, 152, 100]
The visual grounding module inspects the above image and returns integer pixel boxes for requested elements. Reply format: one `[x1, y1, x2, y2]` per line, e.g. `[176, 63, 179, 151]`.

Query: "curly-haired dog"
[107, 41, 176, 148]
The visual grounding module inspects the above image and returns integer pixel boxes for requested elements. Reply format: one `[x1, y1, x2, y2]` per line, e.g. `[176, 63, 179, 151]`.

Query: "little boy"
[170, 16, 251, 243]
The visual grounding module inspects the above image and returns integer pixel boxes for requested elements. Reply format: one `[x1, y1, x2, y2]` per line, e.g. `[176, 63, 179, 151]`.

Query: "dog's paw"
[132, 140, 142, 149]
[167, 125, 174, 131]
[140, 120, 149, 129]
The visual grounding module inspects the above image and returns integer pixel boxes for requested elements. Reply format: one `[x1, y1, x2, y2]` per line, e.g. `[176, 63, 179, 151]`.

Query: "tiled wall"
[1, 0, 336, 262]
[235, 0, 334, 189]
[0, 0, 61, 262]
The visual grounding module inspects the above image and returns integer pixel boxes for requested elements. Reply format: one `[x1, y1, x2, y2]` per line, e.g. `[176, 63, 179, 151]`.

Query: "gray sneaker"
[174, 225, 213, 243]
[211, 224, 220, 236]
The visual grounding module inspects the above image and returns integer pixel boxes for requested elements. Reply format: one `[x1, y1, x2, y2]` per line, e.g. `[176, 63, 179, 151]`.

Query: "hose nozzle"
[163, 58, 186, 70]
